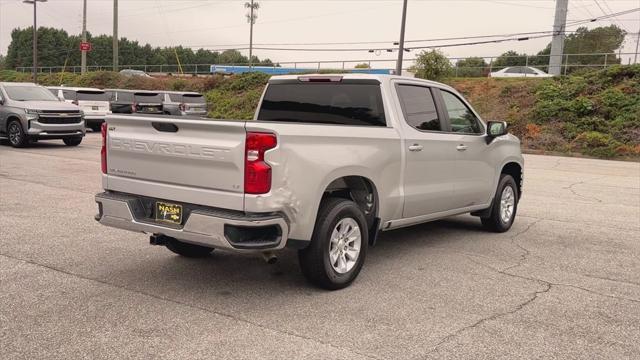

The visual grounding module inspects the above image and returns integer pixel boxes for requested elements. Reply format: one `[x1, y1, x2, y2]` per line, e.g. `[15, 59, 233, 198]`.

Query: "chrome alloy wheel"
[500, 186, 515, 223]
[8, 122, 22, 145]
[329, 218, 361, 274]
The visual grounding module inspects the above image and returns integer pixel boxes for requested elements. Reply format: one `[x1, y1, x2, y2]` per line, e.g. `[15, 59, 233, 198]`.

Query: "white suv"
[48, 87, 111, 131]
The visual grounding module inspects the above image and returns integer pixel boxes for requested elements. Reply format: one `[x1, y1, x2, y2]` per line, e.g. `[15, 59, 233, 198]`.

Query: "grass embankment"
[1, 66, 638, 158]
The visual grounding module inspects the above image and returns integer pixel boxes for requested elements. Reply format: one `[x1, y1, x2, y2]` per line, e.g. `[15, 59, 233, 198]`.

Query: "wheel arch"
[318, 174, 381, 244]
[501, 161, 523, 198]
[6, 115, 23, 130]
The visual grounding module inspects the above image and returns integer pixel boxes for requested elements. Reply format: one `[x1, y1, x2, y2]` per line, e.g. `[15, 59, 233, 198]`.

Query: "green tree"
[492, 50, 527, 70]
[455, 57, 487, 77]
[410, 49, 453, 81]
[535, 25, 626, 70]
[4, 27, 271, 71]
[0, 54, 5, 70]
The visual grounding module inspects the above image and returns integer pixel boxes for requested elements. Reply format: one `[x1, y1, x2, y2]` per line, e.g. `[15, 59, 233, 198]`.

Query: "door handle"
[456, 144, 468, 151]
[408, 144, 423, 152]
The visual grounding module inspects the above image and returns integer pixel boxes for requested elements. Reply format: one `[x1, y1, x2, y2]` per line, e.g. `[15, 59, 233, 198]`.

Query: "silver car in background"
[0, 82, 85, 147]
[162, 91, 208, 116]
[489, 66, 553, 78]
[48, 86, 111, 131]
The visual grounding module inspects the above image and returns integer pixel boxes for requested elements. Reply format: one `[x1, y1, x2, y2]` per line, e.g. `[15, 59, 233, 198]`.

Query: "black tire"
[481, 174, 519, 233]
[89, 123, 102, 132]
[165, 237, 214, 258]
[63, 137, 83, 146]
[298, 198, 368, 290]
[7, 120, 28, 148]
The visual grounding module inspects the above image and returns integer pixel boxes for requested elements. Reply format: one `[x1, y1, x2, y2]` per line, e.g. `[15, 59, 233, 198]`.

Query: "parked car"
[95, 74, 523, 289]
[119, 69, 152, 78]
[132, 91, 164, 114]
[48, 86, 111, 131]
[105, 89, 164, 114]
[489, 66, 553, 78]
[0, 82, 85, 147]
[162, 91, 207, 116]
[105, 89, 135, 114]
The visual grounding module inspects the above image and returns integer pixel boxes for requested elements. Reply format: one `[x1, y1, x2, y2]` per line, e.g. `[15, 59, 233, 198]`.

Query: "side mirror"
[486, 121, 508, 143]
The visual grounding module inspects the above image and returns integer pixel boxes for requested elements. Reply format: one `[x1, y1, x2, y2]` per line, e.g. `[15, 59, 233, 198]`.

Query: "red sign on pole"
[80, 42, 92, 52]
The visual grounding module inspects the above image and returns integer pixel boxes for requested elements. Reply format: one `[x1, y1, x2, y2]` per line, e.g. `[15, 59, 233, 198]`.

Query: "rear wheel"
[165, 237, 214, 258]
[298, 198, 368, 290]
[7, 120, 28, 148]
[63, 137, 83, 146]
[481, 174, 518, 232]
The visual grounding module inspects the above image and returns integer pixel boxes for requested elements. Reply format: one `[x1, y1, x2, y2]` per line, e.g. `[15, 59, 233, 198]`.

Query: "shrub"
[411, 50, 453, 81]
[572, 131, 623, 157]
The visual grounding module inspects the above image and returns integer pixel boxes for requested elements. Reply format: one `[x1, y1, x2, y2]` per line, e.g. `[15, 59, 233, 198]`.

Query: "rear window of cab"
[257, 81, 386, 126]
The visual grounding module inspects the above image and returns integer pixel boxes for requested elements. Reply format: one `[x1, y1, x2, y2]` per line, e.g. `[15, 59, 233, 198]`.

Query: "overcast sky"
[0, 0, 638, 68]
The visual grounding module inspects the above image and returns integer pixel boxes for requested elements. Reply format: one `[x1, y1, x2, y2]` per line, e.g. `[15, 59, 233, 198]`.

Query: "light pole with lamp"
[23, 0, 47, 83]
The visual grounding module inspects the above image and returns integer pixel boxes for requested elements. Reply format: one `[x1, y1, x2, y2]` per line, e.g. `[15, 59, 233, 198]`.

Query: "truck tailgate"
[104, 115, 246, 210]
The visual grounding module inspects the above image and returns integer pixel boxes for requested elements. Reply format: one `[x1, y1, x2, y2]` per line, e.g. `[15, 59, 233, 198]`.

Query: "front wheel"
[7, 120, 28, 148]
[63, 137, 83, 146]
[298, 198, 368, 290]
[481, 174, 519, 232]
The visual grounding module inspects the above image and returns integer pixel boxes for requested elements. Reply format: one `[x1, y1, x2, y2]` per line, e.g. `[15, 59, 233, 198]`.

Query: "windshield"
[5, 86, 59, 101]
[77, 90, 108, 101]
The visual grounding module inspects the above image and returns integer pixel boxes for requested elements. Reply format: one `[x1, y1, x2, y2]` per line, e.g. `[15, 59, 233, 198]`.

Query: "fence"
[14, 52, 639, 77]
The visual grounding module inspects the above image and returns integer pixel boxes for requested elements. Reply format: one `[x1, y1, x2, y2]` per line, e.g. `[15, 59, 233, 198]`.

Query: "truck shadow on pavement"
[107, 215, 489, 296]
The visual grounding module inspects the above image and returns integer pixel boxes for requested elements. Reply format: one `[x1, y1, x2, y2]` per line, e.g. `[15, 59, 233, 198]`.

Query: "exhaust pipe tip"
[262, 251, 278, 265]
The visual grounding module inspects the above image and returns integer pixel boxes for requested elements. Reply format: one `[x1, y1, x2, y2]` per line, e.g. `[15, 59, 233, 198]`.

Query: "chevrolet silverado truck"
[95, 74, 523, 290]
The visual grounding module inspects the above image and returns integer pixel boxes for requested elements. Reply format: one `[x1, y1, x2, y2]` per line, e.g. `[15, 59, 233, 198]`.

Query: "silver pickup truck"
[95, 74, 523, 289]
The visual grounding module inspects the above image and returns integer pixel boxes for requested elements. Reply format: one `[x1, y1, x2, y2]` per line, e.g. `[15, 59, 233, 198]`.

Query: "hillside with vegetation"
[1, 65, 638, 159]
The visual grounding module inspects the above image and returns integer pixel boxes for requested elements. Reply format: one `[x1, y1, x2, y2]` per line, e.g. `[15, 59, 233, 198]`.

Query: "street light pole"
[396, 0, 408, 76]
[23, 0, 47, 83]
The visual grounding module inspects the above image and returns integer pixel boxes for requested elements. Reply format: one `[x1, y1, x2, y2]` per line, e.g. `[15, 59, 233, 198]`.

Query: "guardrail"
[15, 52, 639, 77]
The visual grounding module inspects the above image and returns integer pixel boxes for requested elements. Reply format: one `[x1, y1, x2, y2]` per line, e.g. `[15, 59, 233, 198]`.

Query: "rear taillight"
[179, 103, 186, 111]
[131, 102, 137, 112]
[244, 132, 277, 194]
[101, 122, 107, 174]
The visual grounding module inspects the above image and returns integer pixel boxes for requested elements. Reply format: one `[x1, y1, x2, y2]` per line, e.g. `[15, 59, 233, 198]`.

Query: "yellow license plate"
[155, 202, 182, 224]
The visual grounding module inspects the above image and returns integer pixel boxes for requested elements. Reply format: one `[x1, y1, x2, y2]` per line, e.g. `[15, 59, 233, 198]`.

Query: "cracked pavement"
[1, 133, 639, 359]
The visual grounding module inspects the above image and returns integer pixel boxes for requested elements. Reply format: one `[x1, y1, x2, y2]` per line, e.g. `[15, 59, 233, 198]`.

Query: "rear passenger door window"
[396, 84, 442, 132]
[440, 90, 482, 134]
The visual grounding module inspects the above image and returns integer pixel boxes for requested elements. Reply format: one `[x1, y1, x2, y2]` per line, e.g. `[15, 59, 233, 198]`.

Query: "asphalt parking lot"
[1, 133, 639, 359]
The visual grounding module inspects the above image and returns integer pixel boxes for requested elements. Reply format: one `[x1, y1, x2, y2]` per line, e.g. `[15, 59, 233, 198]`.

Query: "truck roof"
[267, 73, 454, 90]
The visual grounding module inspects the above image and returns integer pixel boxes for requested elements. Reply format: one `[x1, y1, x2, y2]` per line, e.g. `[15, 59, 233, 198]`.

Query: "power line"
[180, 8, 639, 51]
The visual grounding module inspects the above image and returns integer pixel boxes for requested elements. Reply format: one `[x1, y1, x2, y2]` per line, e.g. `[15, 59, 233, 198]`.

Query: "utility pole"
[81, 0, 87, 73]
[634, 30, 639, 64]
[548, 0, 568, 76]
[113, 0, 118, 72]
[23, 0, 47, 83]
[396, 0, 408, 76]
[245, 1, 259, 69]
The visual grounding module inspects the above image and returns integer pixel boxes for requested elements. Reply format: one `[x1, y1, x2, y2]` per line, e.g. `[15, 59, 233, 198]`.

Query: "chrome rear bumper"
[95, 192, 289, 251]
